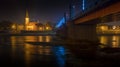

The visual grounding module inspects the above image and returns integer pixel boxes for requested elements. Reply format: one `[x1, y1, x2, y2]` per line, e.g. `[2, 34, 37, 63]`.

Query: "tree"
[0, 20, 13, 31]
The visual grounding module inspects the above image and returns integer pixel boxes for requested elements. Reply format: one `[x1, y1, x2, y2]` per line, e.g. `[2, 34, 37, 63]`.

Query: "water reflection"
[24, 43, 52, 67]
[46, 36, 51, 42]
[53, 46, 66, 67]
[1, 35, 119, 66]
[38, 36, 43, 42]
[24, 36, 51, 42]
[11, 36, 17, 58]
[5, 35, 66, 67]
[112, 36, 119, 48]
[24, 43, 52, 55]
[99, 35, 120, 48]
[24, 36, 38, 42]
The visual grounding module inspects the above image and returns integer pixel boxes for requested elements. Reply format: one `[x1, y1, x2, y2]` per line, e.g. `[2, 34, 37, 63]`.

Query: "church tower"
[25, 10, 29, 25]
[25, 10, 30, 30]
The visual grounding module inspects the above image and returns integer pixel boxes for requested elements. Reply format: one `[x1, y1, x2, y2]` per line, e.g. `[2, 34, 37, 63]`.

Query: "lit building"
[97, 22, 120, 34]
[17, 24, 24, 32]
[97, 23, 109, 34]
[11, 10, 53, 34]
[24, 10, 53, 31]
[44, 22, 53, 31]
[25, 10, 39, 31]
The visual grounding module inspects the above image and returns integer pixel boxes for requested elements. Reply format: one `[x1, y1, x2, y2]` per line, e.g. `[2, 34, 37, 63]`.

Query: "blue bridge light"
[55, 17, 65, 28]
[82, 0, 85, 10]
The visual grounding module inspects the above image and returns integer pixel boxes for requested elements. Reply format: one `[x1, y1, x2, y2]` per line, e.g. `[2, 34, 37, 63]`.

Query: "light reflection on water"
[52, 46, 65, 67]
[0, 36, 66, 67]
[99, 35, 120, 48]
[24, 43, 53, 67]
[0, 35, 119, 66]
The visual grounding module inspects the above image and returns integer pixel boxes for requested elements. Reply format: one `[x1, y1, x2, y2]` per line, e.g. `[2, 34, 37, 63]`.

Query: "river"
[0, 35, 119, 67]
[0, 35, 72, 67]
[98, 35, 120, 48]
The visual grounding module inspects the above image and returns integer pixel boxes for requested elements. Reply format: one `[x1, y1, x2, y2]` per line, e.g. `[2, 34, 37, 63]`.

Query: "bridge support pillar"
[67, 22, 99, 42]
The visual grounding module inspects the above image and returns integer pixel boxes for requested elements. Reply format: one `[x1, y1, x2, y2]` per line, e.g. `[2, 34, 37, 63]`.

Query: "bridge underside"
[74, 2, 120, 24]
[66, 2, 120, 42]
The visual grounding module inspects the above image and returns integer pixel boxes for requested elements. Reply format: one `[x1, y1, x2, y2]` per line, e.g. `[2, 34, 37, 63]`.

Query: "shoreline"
[0, 33, 56, 36]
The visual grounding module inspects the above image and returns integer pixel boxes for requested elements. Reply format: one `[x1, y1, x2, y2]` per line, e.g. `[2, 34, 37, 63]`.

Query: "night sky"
[0, 0, 78, 25]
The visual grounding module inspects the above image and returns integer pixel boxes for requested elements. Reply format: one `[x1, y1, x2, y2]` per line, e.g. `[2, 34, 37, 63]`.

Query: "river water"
[0, 35, 119, 67]
[0, 35, 74, 67]
[98, 35, 120, 48]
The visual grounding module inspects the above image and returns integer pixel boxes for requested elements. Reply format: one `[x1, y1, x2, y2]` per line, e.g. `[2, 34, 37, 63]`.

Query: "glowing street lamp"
[12, 24, 16, 29]
[46, 27, 49, 30]
[112, 26, 116, 29]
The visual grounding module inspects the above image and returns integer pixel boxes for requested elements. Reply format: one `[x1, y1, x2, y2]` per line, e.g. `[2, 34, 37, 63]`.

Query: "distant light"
[39, 27, 42, 31]
[72, 5, 75, 9]
[82, 0, 85, 10]
[55, 17, 65, 28]
[113, 26, 116, 29]
[12, 24, 16, 29]
[100, 26, 107, 31]
[46, 27, 49, 30]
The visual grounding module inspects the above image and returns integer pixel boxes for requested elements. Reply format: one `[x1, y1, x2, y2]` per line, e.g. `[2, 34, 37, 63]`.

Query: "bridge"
[56, 0, 120, 42]
[74, 2, 120, 24]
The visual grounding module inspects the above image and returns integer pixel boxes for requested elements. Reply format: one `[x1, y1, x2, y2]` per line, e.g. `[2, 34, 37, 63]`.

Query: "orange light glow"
[39, 27, 43, 31]
[46, 27, 49, 30]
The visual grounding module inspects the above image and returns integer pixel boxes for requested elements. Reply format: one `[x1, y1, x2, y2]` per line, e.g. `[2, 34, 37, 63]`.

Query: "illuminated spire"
[26, 9, 29, 18]
[25, 9, 29, 26]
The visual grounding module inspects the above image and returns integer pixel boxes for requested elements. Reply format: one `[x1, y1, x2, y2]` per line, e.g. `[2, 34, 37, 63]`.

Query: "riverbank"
[0, 33, 56, 36]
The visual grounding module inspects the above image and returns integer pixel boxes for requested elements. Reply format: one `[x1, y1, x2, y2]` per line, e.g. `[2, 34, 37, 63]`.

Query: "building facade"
[24, 10, 52, 31]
